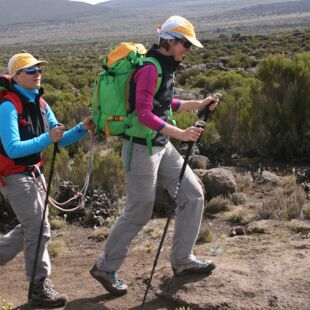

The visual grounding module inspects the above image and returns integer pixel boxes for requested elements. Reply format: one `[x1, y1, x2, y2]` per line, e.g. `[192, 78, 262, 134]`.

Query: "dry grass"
[225, 207, 252, 225]
[205, 196, 231, 215]
[197, 227, 214, 243]
[246, 222, 267, 234]
[1, 298, 13, 310]
[303, 203, 310, 220]
[88, 229, 109, 242]
[287, 220, 310, 234]
[256, 185, 306, 220]
[145, 242, 155, 253]
[230, 192, 247, 205]
[48, 241, 65, 258]
[235, 173, 253, 192]
[50, 217, 66, 230]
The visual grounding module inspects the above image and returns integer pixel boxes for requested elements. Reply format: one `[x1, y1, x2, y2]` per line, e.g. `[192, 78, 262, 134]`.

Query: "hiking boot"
[172, 259, 216, 277]
[28, 278, 69, 308]
[89, 264, 128, 296]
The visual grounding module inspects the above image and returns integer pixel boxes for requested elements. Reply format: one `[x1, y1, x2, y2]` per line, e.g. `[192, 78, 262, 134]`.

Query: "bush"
[250, 53, 310, 160]
[205, 195, 231, 215]
[91, 151, 125, 195]
[303, 203, 310, 220]
[257, 186, 306, 220]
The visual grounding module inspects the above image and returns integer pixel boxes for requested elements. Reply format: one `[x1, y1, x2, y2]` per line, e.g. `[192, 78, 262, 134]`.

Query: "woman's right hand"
[49, 125, 65, 143]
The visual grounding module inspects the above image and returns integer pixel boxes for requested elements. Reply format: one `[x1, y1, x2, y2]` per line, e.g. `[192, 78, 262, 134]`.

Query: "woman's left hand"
[82, 115, 95, 131]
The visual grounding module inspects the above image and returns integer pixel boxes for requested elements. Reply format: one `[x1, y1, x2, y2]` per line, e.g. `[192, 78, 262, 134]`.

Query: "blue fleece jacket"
[0, 84, 87, 159]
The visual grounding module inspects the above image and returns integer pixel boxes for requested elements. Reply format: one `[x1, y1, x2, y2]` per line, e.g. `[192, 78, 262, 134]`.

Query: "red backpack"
[0, 75, 46, 186]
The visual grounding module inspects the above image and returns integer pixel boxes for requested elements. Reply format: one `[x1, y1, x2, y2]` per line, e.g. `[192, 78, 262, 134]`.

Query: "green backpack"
[91, 42, 176, 169]
[92, 43, 158, 133]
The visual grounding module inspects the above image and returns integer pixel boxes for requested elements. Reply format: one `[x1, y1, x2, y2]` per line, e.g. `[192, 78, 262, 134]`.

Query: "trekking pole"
[141, 93, 222, 309]
[29, 141, 59, 297]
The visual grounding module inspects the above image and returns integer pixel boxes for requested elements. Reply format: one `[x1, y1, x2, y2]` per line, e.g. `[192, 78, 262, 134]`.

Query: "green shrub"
[91, 151, 125, 195]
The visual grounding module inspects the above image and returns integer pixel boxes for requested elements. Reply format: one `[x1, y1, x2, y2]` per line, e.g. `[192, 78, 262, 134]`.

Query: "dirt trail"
[1, 218, 309, 310]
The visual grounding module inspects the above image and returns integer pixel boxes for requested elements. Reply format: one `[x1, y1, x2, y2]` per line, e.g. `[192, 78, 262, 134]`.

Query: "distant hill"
[1, 0, 306, 26]
[0, 0, 111, 25]
[0, 0, 309, 45]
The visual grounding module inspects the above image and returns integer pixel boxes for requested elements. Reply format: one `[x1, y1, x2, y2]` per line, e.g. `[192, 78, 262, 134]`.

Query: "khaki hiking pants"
[97, 140, 204, 272]
[0, 173, 51, 281]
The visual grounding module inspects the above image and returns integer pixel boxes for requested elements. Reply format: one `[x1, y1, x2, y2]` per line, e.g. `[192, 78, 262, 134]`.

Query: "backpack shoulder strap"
[39, 97, 47, 111]
[0, 75, 23, 114]
[142, 57, 162, 94]
[2, 92, 23, 114]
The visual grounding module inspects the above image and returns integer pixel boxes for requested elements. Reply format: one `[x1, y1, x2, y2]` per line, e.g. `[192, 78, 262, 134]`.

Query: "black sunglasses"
[23, 66, 42, 75]
[178, 38, 193, 49]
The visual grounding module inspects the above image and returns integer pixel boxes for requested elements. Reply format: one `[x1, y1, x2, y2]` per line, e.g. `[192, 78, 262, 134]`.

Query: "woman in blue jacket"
[0, 52, 93, 308]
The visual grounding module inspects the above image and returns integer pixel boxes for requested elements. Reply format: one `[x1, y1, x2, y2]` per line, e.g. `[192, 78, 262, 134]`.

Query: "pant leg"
[97, 141, 165, 272]
[157, 141, 204, 266]
[0, 173, 51, 281]
[0, 186, 24, 263]
[0, 224, 24, 265]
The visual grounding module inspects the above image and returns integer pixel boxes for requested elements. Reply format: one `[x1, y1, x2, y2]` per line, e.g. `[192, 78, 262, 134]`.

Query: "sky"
[70, 0, 110, 5]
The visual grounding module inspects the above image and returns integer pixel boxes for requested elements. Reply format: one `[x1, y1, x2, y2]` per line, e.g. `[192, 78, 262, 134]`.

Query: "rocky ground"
[1, 165, 310, 310]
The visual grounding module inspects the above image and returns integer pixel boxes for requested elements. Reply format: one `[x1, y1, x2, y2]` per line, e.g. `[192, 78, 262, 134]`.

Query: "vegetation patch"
[205, 195, 231, 215]
[48, 241, 65, 258]
[303, 203, 310, 220]
[225, 207, 252, 225]
[50, 217, 66, 230]
[197, 227, 215, 243]
[257, 186, 306, 220]
[287, 220, 310, 234]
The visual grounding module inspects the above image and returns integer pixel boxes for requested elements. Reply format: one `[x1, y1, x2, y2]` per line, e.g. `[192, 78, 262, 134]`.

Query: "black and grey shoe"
[28, 278, 69, 308]
[90, 264, 128, 296]
[172, 259, 216, 277]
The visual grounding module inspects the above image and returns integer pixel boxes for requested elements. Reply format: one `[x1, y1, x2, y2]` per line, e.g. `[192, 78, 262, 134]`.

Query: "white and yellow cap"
[157, 15, 204, 48]
[8, 52, 48, 75]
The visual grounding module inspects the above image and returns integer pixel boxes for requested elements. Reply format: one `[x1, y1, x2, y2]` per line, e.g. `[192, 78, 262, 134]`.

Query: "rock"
[202, 168, 237, 198]
[154, 185, 172, 217]
[193, 168, 208, 180]
[189, 155, 210, 169]
[229, 226, 245, 237]
[261, 170, 281, 185]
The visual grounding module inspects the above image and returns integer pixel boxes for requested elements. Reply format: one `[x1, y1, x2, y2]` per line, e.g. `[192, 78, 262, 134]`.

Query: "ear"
[12, 74, 20, 84]
[167, 39, 175, 46]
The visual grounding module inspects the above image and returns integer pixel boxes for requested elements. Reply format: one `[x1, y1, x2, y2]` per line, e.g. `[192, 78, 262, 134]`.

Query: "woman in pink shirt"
[90, 16, 219, 296]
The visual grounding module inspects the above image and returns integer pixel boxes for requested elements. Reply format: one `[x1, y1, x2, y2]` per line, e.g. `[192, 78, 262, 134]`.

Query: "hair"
[159, 38, 172, 51]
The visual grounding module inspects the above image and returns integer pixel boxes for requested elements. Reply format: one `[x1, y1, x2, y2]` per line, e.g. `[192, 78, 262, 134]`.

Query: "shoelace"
[191, 259, 210, 267]
[41, 279, 58, 298]
[112, 272, 123, 288]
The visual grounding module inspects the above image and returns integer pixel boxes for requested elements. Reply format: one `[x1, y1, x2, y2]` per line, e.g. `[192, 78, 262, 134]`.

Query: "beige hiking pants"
[0, 173, 51, 281]
[97, 140, 204, 272]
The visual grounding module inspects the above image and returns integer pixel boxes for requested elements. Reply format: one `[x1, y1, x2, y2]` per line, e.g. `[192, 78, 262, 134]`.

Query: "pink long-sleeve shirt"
[134, 64, 181, 131]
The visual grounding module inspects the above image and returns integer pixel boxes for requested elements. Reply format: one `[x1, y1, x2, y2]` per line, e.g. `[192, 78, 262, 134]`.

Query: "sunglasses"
[178, 39, 193, 49]
[23, 67, 42, 75]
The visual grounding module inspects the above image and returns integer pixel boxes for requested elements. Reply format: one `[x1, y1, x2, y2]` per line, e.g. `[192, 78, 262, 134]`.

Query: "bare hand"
[49, 125, 65, 143]
[200, 95, 219, 112]
[179, 126, 204, 142]
[82, 115, 95, 131]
